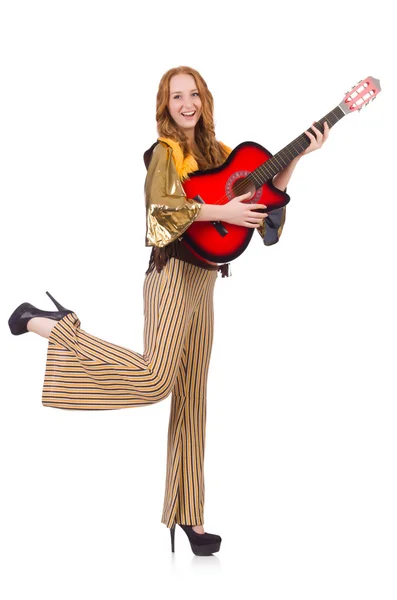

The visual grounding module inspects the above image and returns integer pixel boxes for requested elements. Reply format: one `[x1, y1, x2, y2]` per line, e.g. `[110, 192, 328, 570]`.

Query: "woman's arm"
[272, 121, 330, 191]
[194, 203, 225, 221]
[257, 122, 330, 245]
[272, 156, 301, 192]
[145, 143, 203, 247]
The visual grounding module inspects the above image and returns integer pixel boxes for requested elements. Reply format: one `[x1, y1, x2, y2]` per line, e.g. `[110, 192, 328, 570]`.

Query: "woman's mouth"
[181, 111, 196, 119]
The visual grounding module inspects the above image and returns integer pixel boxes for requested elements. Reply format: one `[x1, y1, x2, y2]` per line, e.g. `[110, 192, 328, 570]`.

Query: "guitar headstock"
[338, 76, 381, 115]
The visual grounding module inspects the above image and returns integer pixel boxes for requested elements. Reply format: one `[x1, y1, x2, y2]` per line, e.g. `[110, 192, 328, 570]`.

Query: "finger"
[239, 191, 252, 200]
[245, 222, 259, 228]
[311, 125, 323, 140]
[248, 216, 268, 221]
[246, 214, 266, 222]
[306, 127, 321, 147]
[250, 211, 268, 217]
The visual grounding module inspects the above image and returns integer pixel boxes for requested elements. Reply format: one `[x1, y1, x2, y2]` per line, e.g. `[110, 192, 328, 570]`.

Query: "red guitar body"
[181, 141, 290, 265]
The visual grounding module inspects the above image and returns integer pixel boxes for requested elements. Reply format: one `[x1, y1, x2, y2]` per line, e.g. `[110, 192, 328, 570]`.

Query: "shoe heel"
[170, 522, 176, 553]
[46, 291, 66, 311]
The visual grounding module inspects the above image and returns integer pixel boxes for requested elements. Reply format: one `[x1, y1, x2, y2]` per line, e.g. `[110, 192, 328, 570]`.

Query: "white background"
[1, 1, 395, 598]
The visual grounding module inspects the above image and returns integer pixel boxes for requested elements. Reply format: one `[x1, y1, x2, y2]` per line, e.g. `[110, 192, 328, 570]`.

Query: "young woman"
[8, 66, 329, 556]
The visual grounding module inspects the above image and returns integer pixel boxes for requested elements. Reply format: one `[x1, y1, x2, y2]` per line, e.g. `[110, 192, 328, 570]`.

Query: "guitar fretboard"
[250, 105, 346, 187]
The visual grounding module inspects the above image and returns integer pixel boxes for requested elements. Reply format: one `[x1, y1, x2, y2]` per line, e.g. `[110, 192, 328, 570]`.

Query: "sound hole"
[231, 176, 256, 201]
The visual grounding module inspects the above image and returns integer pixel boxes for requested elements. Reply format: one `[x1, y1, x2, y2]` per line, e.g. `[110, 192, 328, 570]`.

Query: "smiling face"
[168, 73, 202, 137]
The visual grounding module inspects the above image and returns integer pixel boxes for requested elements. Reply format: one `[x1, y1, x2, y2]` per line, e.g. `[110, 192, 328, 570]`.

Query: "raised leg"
[42, 258, 194, 410]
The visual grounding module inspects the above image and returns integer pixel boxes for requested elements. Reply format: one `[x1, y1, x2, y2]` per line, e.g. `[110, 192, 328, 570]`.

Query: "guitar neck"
[253, 105, 346, 186]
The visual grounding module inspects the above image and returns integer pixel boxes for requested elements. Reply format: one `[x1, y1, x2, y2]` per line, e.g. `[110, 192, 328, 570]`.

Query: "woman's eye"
[173, 93, 199, 99]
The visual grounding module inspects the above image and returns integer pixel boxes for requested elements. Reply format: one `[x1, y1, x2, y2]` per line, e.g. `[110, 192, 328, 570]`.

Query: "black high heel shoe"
[8, 291, 74, 336]
[170, 521, 222, 556]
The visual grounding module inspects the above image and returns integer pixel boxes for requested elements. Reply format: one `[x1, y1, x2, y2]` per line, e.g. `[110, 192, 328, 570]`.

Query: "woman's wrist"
[194, 203, 227, 222]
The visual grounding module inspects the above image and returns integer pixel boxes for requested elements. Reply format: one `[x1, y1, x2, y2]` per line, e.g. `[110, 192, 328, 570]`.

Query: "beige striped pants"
[42, 257, 218, 528]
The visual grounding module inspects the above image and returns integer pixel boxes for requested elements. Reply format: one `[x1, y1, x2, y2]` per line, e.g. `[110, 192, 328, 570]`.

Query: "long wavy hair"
[156, 66, 229, 170]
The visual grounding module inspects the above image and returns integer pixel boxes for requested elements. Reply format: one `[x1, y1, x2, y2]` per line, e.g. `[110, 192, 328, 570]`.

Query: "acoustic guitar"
[179, 76, 381, 265]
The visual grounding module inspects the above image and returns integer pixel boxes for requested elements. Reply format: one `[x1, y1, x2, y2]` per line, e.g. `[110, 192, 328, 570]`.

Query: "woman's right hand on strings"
[222, 191, 268, 228]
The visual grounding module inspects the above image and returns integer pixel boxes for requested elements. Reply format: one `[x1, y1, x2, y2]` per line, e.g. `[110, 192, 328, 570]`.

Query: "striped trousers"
[42, 257, 218, 528]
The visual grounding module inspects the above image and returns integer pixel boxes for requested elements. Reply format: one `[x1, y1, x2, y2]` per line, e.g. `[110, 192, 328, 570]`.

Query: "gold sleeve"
[144, 143, 202, 247]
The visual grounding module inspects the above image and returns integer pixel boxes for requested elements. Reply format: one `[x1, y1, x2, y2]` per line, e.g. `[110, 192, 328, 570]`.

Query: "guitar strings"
[193, 111, 339, 211]
[212, 118, 329, 205]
